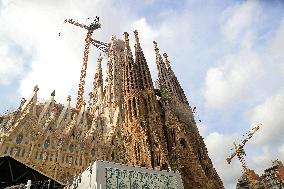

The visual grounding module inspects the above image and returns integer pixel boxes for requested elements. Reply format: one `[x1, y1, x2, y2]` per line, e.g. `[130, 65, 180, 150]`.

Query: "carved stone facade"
[0, 31, 223, 189]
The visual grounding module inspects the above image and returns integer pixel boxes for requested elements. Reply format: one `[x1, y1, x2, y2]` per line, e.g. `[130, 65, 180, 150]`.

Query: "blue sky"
[0, 0, 284, 188]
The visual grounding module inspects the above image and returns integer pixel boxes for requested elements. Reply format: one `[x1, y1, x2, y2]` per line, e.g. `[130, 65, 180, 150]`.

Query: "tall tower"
[122, 31, 168, 168]
[154, 41, 224, 188]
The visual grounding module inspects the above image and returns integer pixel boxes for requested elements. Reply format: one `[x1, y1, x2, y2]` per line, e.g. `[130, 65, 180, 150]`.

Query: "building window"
[21, 149, 25, 157]
[91, 148, 96, 156]
[180, 138, 187, 148]
[171, 128, 176, 146]
[44, 139, 50, 149]
[69, 144, 74, 153]
[16, 133, 23, 144]
[135, 142, 141, 160]
[111, 151, 115, 161]
[156, 153, 161, 166]
[133, 97, 137, 117]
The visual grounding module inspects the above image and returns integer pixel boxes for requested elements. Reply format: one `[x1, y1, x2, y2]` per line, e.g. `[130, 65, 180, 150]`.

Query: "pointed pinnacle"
[67, 95, 71, 101]
[153, 41, 159, 54]
[134, 30, 139, 44]
[123, 32, 129, 46]
[33, 85, 39, 92]
[97, 54, 103, 67]
[51, 90, 55, 97]
[163, 53, 168, 59]
[163, 53, 171, 68]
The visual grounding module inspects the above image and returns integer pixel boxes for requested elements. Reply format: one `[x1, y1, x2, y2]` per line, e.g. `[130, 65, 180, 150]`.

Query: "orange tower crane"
[226, 124, 262, 189]
[63, 17, 101, 110]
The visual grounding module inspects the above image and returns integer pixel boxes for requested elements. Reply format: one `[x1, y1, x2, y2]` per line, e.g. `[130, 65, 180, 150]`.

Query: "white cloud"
[0, 0, 136, 103]
[278, 144, 284, 160]
[0, 40, 26, 85]
[205, 132, 242, 189]
[205, 49, 262, 108]
[247, 90, 284, 145]
[251, 146, 273, 173]
[268, 18, 284, 77]
[221, 1, 259, 42]
[204, 0, 264, 109]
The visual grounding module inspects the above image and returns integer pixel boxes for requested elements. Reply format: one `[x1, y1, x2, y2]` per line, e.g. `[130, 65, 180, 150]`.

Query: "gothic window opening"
[171, 128, 176, 146]
[204, 166, 210, 177]
[69, 144, 74, 153]
[137, 97, 140, 115]
[126, 78, 130, 93]
[156, 153, 161, 166]
[91, 148, 96, 156]
[4, 146, 9, 154]
[133, 97, 137, 118]
[143, 97, 148, 115]
[9, 147, 13, 156]
[147, 94, 152, 111]
[21, 148, 25, 157]
[16, 133, 23, 144]
[71, 130, 75, 139]
[180, 138, 187, 148]
[135, 142, 141, 160]
[128, 99, 132, 122]
[111, 151, 115, 160]
[44, 139, 50, 149]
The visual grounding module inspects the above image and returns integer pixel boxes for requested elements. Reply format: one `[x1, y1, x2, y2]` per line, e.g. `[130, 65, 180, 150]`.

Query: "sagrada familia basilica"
[0, 26, 224, 188]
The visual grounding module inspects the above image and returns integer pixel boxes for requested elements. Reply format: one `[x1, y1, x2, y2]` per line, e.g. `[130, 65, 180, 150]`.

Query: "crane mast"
[226, 124, 261, 189]
[63, 18, 101, 110]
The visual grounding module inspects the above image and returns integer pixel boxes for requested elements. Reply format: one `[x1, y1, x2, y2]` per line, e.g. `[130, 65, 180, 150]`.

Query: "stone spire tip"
[33, 85, 39, 92]
[134, 30, 139, 43]
[163, 53, 168, 59]
[123, 32, 130, 47]
[97, 53, 103, 62]
[153, 41, 159, 54]
[51, 90, 55, 97]
[67, 95, 71, 101]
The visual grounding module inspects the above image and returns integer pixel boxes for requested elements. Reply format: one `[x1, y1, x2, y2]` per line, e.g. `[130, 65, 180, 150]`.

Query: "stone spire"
[163, 53, 188, 104]
[153, 41, 176, 101]
[122, 32, 139, 122]
[134, 30, 154, 91]
[123, 32, 139, 96]
[90, 55, 104, 115]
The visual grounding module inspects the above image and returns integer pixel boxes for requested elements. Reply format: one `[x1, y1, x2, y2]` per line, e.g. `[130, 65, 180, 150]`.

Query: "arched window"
[69, 144, 74, 153]
[156, 153, 161, 166]
[44, 139, 50, 149]
[180, 138, 187, 148]
[133, 97, 137, 117]
[111, 151, 115, 160]
[135, 142, 141, 160]
[91, 148, 96, 156]
[171, 128, 176, 146]
[128, 99, 132, 122]
[16, 133, 23, 144]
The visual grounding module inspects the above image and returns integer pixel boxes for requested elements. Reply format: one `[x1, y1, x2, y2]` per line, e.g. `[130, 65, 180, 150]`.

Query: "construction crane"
[226, 124, 262, 189]
[62, 17, 109, 110]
